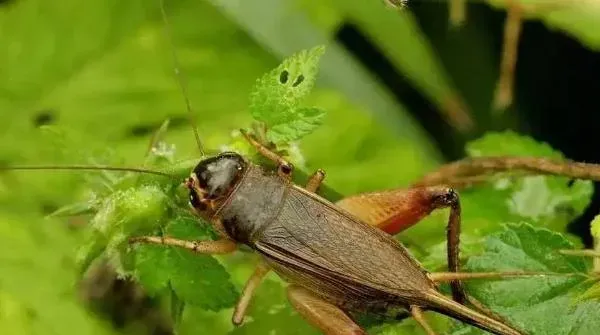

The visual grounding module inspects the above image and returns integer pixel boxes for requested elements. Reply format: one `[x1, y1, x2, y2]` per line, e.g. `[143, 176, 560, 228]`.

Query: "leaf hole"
[292, 74, 305, 87]
[279, 70, 289, 84]
[33, 109, 57, 127]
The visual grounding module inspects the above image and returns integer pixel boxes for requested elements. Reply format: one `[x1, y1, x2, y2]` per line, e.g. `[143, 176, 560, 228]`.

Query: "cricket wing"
[254, 186, 435, 304]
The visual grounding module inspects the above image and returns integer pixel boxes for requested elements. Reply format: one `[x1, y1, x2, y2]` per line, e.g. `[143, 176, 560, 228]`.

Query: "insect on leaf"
[249, 45, 327, 145]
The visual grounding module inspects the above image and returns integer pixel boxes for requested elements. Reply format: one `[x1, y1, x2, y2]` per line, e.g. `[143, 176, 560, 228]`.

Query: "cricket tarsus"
[158, 0, 204, 156]
[0, 165, 173, 178]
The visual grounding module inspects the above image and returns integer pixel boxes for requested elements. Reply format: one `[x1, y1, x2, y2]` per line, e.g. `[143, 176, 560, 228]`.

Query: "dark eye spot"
[567, 179, 575, 188]
[189, 192, 201, 208]
[292, 75, 304, 87]
[279, 70, 289, 84]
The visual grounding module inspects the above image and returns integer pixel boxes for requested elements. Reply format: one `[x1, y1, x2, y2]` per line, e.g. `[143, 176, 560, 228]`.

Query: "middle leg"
[232, 261, 271, 326]
[305, 169, 326, 193]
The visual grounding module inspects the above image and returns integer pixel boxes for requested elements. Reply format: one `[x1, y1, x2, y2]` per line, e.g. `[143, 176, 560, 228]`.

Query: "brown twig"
[449, 0, 467, 27]
[493, 0, 523, 111]
[415, 157, 600, 187]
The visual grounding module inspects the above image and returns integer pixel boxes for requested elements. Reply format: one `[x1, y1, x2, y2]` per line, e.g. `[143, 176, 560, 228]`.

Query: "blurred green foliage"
[2, 0, 600, 335]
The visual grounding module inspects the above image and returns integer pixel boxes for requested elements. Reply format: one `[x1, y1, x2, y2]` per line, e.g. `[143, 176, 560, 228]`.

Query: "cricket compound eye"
[188, 190, 204, 210]
[192, 152, 247, 200]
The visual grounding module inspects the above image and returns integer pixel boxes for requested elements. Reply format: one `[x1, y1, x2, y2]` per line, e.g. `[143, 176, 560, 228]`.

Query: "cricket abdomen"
[218, 164, 288, 244]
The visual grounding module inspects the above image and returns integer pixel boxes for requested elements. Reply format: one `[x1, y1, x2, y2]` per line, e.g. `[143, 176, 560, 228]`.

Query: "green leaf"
[450, 222, 596, 335]
[267, 107, 326, 144]
[133, 244, 172, 294]
[92, 185, 170, 242]
[249, 45, 326, 145]
[47, 201, 96, 218]
[466, 131, 561, 158]
[133, 216, 238, 311]
[165, 218, 238, 310]
[463, 131, 593, 233]
[0, 212, 118, 335]
[76, 229, 108, 275]
[591, 214, 600, 242]
[369, 318, 448, 335]
[578, 281, 600, 303]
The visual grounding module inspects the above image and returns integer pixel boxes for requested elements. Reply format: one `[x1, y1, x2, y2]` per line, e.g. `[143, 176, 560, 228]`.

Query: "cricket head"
[185, 152, 248, 216]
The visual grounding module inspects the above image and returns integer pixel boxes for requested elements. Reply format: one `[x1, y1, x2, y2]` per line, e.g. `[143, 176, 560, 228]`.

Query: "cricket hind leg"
[335, 186, 466, 304]
[337, 186, 516, 323]
[286, 285, 366, 335]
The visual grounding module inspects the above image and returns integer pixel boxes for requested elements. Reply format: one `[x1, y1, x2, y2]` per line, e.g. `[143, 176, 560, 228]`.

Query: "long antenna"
[0, 165, 174, 178]
[159, 0, 205, 156]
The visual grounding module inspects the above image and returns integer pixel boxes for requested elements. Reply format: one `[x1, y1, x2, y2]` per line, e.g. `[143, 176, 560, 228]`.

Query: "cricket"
[2, 0, 600, 334]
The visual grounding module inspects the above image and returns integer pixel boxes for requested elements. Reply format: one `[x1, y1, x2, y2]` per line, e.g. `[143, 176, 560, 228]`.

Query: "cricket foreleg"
[232, 261, 270, 326]
[129, 236, 237, 254]
[239, 129, 293, 179]
[335, 186, 466, 303]
[287, 285, 366, 335]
